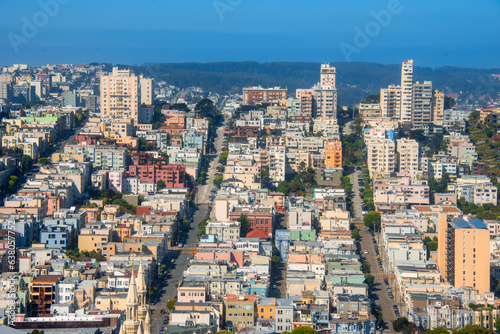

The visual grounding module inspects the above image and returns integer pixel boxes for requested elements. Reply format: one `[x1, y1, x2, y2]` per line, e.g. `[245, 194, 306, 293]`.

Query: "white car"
[364, 250, 369, 254]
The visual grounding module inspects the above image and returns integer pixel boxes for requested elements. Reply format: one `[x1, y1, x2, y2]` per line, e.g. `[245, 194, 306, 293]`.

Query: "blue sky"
[1, 0, 499, 68]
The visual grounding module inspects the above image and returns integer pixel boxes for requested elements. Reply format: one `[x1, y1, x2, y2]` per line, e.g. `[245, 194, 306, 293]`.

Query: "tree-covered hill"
[120, 61, 500, 106]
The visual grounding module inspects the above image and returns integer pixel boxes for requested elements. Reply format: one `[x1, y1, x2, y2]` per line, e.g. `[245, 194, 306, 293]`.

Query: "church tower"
[143, 310, 151, 334]
[137, 258, 148, 323]
[124, 265, 139, 334]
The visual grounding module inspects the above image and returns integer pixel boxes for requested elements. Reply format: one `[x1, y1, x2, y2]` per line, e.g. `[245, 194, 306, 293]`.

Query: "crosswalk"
[372, 273, 395, 279]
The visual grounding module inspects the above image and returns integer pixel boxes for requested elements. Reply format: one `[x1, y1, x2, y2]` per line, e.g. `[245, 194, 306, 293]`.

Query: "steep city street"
[347, 166, 397, 332]
[150, 120, 226, 333]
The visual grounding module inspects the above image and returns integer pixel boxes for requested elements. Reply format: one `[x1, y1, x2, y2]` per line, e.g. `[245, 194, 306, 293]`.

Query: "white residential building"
[397, 138, 419, 178]
[400, 59, 414, 123]
[205, 221, 240, 242]
[366, 138, 396, 177]
[448, 176, 498, 205]
[269, 146, 286, 184]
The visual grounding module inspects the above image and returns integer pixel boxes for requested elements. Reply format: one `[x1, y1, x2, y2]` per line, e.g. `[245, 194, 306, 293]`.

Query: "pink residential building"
[107, 171, 124, 192]
[194, 250, 244, 267]
[177, 281, 207, 303]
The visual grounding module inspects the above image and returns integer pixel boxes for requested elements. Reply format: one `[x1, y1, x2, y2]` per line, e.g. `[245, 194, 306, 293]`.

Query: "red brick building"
[289, 115, 312, 124]
[129, 164, 186, 187]
[235, 126, 259, 137]
[228, 206, 275, 237]
[243, 87, 287, 105]
[130, 152, 167, 166]
[75, 134, 100, 144]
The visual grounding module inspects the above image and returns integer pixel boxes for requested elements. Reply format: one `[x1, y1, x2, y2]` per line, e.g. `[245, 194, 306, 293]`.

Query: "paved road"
[150, 119, 226, 334]
[347, 166, 397, 332]
[274, 213, 287, 298]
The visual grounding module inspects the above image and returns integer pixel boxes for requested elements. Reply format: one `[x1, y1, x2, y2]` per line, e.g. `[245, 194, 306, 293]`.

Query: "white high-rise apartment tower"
[400, 59, 414, 123]
[320, 64, 336, 86]
[314, 64, 338, 119]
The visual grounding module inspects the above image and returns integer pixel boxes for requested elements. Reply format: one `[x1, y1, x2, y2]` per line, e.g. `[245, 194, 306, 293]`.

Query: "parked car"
[364, 250, 369, 254]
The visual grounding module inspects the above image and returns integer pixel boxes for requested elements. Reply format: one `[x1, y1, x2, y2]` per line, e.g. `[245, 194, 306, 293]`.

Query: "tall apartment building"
[242, 86, 287, 105]
[62, 91, 79, 107]
[320, 63, 336, 86]
[397, 138, 419, 177]
[366, 138, 396, 178]
[411, 81, 433, 128]
[36, 71, 52, 91]
[296, 89, 314, 116]
[313, 64, 338, 119]
[313, 86, 337, 119]
[100, 67, 140, 124]
[400, 59, 414, 123]
[81, 95, 98, 113]
[325, 140, 342, 169]
[438, 217, 490, 294]
[139, 75, 154, 105]
[380, 85, 401, 118]
[13, 83, 35, 104]
[0, 82, 11, 101]
[432, 89, 445, 124]
[269, 146, 286, 184]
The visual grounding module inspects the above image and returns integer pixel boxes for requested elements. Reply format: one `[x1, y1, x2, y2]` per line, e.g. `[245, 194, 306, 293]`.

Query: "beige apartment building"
[78, 228, 112, 252]
[411, 81, 433, 129]
[432, 89, 445, 124]
[438, 217, 490, 294]
[397, 138, 419, 177]
[366, 138, 396, 177]
[100, 67, 140, 124]
[224, 294, 259, 330]
[139, 75, 154, 105]
[359, 103, 381, 118]
[380, 84, 401, 118]
[296, 89, 314, 116]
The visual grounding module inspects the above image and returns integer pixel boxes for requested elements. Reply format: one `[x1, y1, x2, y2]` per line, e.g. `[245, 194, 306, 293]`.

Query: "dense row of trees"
[131, 62, 495, 106]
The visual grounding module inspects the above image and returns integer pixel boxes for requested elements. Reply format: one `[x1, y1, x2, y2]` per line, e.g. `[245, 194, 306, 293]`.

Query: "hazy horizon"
[1, 0, 499, 69]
